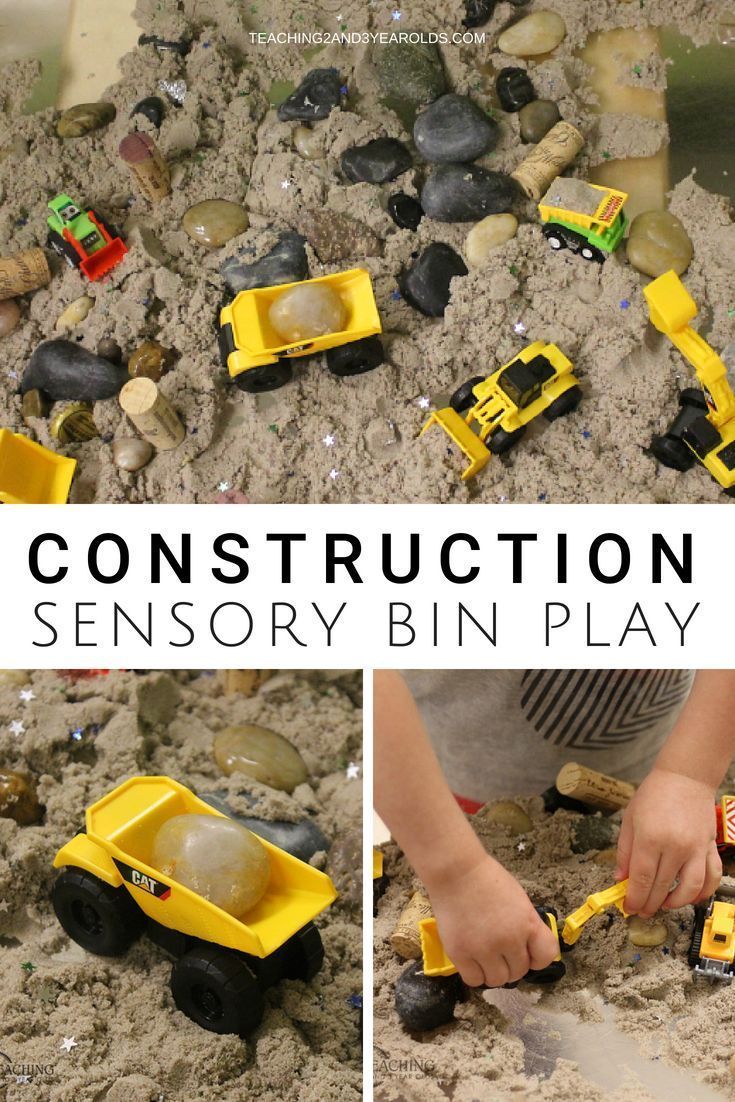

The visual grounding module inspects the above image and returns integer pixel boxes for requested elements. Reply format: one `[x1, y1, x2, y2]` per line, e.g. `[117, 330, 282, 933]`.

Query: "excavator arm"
[560, 879, 629, 947]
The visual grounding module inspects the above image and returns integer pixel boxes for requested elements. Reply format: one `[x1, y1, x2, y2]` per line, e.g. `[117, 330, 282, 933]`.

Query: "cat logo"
[113, 859, 171, 900]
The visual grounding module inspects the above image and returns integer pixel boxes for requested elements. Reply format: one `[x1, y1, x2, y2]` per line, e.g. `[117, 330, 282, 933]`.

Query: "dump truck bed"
[0, 430, 76, 504]
[539, 179, 628, 230]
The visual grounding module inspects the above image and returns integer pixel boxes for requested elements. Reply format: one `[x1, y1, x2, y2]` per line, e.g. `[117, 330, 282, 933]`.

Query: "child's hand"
[615, 767, 722, 917]
[426, 854, 560, 988]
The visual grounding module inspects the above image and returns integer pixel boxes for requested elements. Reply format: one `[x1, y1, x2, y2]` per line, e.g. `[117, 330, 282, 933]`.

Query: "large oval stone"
[626, 210, 693, 277]
[414, 94, 499, 163]
[421, 164, 517, 221]
[395, 960, 463, 1031]
[112, 438, 154, 472]
[0, 299, 20, 338]
[465, 213, 518, 266]
[213, 724, 308, 792]
[277, 68, 342, 122]
[399, 243, 468, 317]
[372, 41, 446, 105]
[182, 200, 249, 249]
[0, 770, 42, 825]
[269, 282, 347, 342]
[481, 799, 531, 834]
[519, 99, 561, 143]
[21, 340, 129, 401]
[497, 11, 566, 57]
[220, 232, 308, 295]
[627, 916, 668, 947]
[57, 101, 116, 138]
[341, 137, 412, 184]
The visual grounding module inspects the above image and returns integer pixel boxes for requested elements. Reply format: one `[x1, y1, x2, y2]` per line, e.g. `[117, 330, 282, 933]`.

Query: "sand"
[0, 668, 362, 1102]
[0, 0, 733, 503]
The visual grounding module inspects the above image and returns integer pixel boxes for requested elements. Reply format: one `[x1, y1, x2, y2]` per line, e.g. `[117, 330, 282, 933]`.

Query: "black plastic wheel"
[543, 385, 583, 422]
[88, 208, 119, 240]
[650, 434, 696, 472]
[525, 958, 566, 984]
[543, 227, 566, 252]
[450, 376, 485, 413]
[580, 243, 606, 263]
[723, 486, 735, 499]
[280, 922, 325, 982]
[52, 869, 145, 957]
[487, 424, 526, 454]
[326, 336, 384, 377]
[688, 907, 706, 968]
[48, 229, 81, 270]
[170, 946, 265, 1036]
[235, 362, 293, 393]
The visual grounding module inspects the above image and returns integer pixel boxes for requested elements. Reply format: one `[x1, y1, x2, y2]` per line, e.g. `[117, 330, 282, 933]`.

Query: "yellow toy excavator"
[645, 269, 735, 495]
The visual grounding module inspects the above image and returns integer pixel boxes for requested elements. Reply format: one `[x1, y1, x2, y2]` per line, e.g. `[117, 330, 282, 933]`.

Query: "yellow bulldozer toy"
[0, 430, 76, 504]
[689, 878, 735, 982]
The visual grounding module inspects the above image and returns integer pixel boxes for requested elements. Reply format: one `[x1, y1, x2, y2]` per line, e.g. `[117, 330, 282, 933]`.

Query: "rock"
[413, 94, 499, 163]
[570, 815, 617, 854]
[627, 916, 668, 947]
[269, 282, 347, 342]
[277, 68, 342, 122]
[151, 813, 269, 917]
[373, 40, 446, 105]
[220, 232, 308, 295]
[127, 340, 175, 382]
[293, 125, 325, 159]
[0, 770, 42, 825]
[592, 847, 618, 867]
[387, 193, 424, 231]
[21, 388, 51, 424]
[496, 67, 536, 112]
[463, 0, 496, 26]
[56, 101, 116, 138]
[399, 243, 468, 317]
[213, 724, 308, 792]
[130, 96, 165, 128]
[0, 299, 20, 338]
[50, 403, 98, 444]
[97, 338, 122, 364]
[112, 438, 154, 472]
[482, 800, 532, 834]
[519, 98, 561, 143]
[136, 673, 181, 726]
[421, 164, 517, 221]
[182, 199, 249, 249]
[541, 785, 590, 814]
[395, 960, 463, 1032]
[297, 210, 383, 263]
[199, 792, 329, 862]
[465, 213, 518, 265]
[626, 210, 693, 278]
[497, 10, 566, 56]
[341, 137, 412, 184]
[55, 295, 94, 332]
[21, 340, 128, 401]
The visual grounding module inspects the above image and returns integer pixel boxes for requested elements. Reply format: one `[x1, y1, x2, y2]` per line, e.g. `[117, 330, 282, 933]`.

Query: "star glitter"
[328, 468, 340, 480]
[70, 727, 84, 742]
[513, 320, 527, 336]
[7, 370, 18, 381]
[20, 961, 37, 973]
[339, 84, 349, 95]
[8, 720, 25, 736]
[516, 840, 526, 852]
[280, 178, 292, 190]
[15, 1075, 31, 1084]
[582, 428, 592, 439]
[391, 8, 402, 19]
[217, 480, 231, 492]
[346, 761, 360, 779]
[620, 298, 631, 310]
[19, 689, 35, 702]
[417, 396, 431, 410]
[322, 433, 336, 447]
[390, 289, 402, 301]
[60, 1037, 78, 1053]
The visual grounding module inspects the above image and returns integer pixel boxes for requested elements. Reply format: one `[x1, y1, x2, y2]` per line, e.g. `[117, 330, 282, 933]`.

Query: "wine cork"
[390, 892, 433, 959]
[0, 247, 51, 301]
[511, 121, 585, 200]
[556, 762, 636, 812]
[221, 670, 273, 696]
[119, 377, 185, 450]
[119, 132, 171, 203]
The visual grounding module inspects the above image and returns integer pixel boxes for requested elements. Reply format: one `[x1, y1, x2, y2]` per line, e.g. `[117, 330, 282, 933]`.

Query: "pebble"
[592, 847, 618, 867]
[220, 232, 308, 295]
[341, 137, 412, 184]
[55, 295, 94, 332]
[269, 282, 347, 343]
[519, 98, 561, 143]
[127, 339, 175, 382]
[182, 199, 249, 249]
[151, 812, 270, 916]
[496, 67, 536, 112]
[465, 213, 518, 266]
[130, 95, 165, 128]
[463, 0, 496, 27]
[0, 298, 21, 338]
[395, 960, 463, 1032]
[373, 40, 447, 105]
[277, 68, 343, 122]
[56, 101, 116, 138]
[497, 11, 566, 57]
[627, 916, 668, 947]
[112, 437, 154, 472]
[0, 770, 42, 825]
[400, 243, 468, 317]
[482, 800, 532, 834]
[213, 724, 308, 792]
[21, 340, 129, 402]
[21, 388, 51, 424]
[388, 193, 424, 231]
[199, 792, 329, 862]
[626, 210, 693, 278]
[293, 125, 325, 160]
[421, 164, 517, 221]
[570, 815, 616, 854]
[96, 338, 123, 364]
[413, 94, 499, 163]
[298, 210, 383, 263]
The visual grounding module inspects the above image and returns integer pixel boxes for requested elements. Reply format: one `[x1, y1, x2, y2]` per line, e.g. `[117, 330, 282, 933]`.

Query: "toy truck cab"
[689, 879, 735, 982]
[538, 177, 628, 262]
[0, 430, 76, 503]
[47, 193, 128, 281]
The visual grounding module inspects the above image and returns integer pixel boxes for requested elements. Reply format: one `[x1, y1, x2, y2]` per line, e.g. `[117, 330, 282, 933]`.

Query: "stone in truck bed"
[541, 177, 604, 216]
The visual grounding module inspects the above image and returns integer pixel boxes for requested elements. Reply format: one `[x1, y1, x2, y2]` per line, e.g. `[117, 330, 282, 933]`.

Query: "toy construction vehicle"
[0, 430, 76, 503]
[538, 177, 628, 262]
[52, 776, 337, 1036]
[689, 878, 735, 982]
[218, 269, 383, 393]
[373, 848, 389, 917]
[47, 193, 128, 281]
[645, 270, 735, 495]
[716, 795, 735, 857]
[421, 341, 582, 481]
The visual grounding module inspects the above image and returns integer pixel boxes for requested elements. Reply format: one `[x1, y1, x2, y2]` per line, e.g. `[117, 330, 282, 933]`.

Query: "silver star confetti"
[328, 468, 340, 480]
[280, 179, 292, 190]
[159, 78, 187, 105]
[322, 433, 336, 447]
[15, 1074, 31, 1084]
[8, 720, 25, 736]
[60, 1037, 78, 1053]
[19, 689, 35, 703]
[417, 396, 431, 410]
[516, 840, 526, 852]
[392, 9, 402, 19]
[217, 480, 231, 492]
[346, 761, 360, 780]
[513, 320, 527, 336]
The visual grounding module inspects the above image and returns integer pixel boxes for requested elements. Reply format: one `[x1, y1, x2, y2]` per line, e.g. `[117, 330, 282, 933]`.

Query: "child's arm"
[374, 670, 558, 987]
[616, 670, 735, 916]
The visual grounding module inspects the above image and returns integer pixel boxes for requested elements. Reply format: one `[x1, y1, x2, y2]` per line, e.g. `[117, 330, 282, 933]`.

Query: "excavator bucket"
[0, 430, 76, 504]
[80, 238, 128, 282]
[419, 917, 458, 977]
[643, 270, 698, 335]
[420, 407, 491, 481]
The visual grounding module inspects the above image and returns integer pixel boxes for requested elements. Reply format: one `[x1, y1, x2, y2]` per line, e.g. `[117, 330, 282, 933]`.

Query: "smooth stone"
[496, 67, 536, 112]
[293, 125, 325, 160]
[413, 94, 499, 163]
[269, 282, 347, 343]
[341, 137, 412, 184]
[626, 210, 693, 278]
[570, 815, 616, 854]
[56, 101, 116, 138]
[592, 847, 618, 867]
[277, 68, 342, 122]
[421, 164, 517, 221]
[497, 11, 566, 57]
[213, 724, 308, 792]
[21, 340, 129, 401]
[199, 792, 329, 862]
[127, 340, 175, 382]
[220, 232, 308, 295]
[0, 770, 42, 825]
[297, 210, 383, 263]
[482, 800, 532, 834]
[130, 95, 165, 128]
[373, 40, 446, 105]
[465, 213, 518, 266]
[387, 193, 424, 231]
[112, 437, 154, 472]
[399, 242, 468, 317]
[627, 916, 668, 947]
[0, 299, 21, 338]
[21, 388, 51, 424]
[151, 813, 270, 917]
[55, 295, 94, 332]
[182, 200, 249, 249]
[463, 0, 496, 26]
[97, 338, 123, 364]
[519, 98, 561, 143]
[395, 960, 463, 1032]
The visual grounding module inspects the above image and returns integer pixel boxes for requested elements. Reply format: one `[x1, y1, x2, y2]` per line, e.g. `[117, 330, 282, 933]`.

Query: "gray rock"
[220, 232, 308, 295]
[277, 68, 342, 122]
[373, 40, 447, 104]
[297, 210, 383, 263]
[463, 0, 496, 25]
[519, 99, 561, 143]
[421, 164, 517, 221]
[341, 137, 412, 184]
[395, 960, 464, 1032]
[399, 242, 468, 317]
[570, 814, 617, 854]
[21, 340, 129, 401]
[199, 791, 329, 862]
[414, 94, 499, 163]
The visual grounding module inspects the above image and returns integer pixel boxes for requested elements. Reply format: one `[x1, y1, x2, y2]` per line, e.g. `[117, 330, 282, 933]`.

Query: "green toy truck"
[538, 177, 629, 263]
[47, 193, 128, 281]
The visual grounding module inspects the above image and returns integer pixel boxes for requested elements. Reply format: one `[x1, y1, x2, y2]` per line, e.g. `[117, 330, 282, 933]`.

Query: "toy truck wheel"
[235, 362, 293, 393]
[650, 434, 695, 472]
[542, 226, 566, 251]
[48, 230, 81, 270]
[52, 869, 145, 956]
[543, 385, 583, 422]
[580, 244, 605, 263]
[281, 921, 325, 982]
[326, 336, 384, 377]
[525, 959, 566, 984]
[688, 907, 706, 968]
[171, 946, 265, 1036]
[487, 424, 526, 455]
[450, 376, 486, 413]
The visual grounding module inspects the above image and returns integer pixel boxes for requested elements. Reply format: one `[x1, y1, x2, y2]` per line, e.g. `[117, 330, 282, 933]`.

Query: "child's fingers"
[614, 815, 633, 882]
[626, 849, 681, 916]
[454, 955, 485, 988]
[692, 843, 722, 904]
[527, 918, 561, 971]
[480, 953, 512, 989]
[663, 855, 706, 910]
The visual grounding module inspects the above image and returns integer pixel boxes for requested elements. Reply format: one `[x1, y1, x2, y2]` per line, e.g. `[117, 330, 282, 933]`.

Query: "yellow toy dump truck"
[0, 430, 76, 504]
[52, 776, 337, 1035]
[645, 269, 735, 496]
[538, 177, 629, 263]
[689, 879, 735, 982]
[420, 341, 582, 481]
[218, 268, 383, 393]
